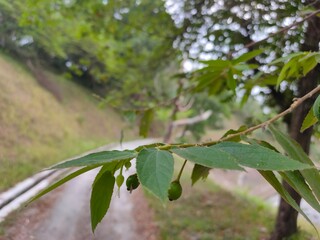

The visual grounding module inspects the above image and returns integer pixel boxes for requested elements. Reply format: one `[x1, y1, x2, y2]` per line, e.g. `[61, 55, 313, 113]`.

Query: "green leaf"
[276, 65, 289, 89]
[300, 107, 318, 132]
[51, 150, 137, 169]
[27, 166, 99, 204]
[227, 69, 237, 92]
[90, 170, 115, 232]
[136, 148, 174, 202]
[298, 7, 318, 17]
[194, 72, 221, 92]
[233, 63, 258, 71]
[172, 146, 243, 170]
[280, 171, 320, 214]
[269, 124, 320, 201]
[232, 49, 264, 64]
[191, 164, 211, 185]
[199, 59, 231, 70]
[276, 58, 297, 88]
[259, 170, 317, 232]
[240, 88, 251, 106]
[93, 162, 120, 185]
[241, 136, 280, 152]
[315, 54, 320, 62]
[302, 57, 318, 76]
[139, 109, 154, 138]
[298, 52, 319, 62]
[214, 142, 312, 171]
[208, 78, 224, 95]
[275, 52, 318, 88]
[313, 95, 320, 120]
[257, 74, 278, 86]
[269, 52, 305, 65]
[221, 125, 248, 142]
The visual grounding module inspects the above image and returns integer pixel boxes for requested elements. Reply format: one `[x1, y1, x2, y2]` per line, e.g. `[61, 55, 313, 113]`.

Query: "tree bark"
[270, 5, 320, 239]
[270, 75, 318, 240]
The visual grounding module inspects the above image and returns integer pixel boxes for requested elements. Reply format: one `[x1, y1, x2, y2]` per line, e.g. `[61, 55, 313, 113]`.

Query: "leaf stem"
[176, 160, 187, 181]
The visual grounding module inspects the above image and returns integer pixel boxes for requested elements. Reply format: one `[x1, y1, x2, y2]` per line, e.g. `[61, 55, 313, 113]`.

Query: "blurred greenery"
[0, 52, 133, 191]
[0, 0, 180, 108]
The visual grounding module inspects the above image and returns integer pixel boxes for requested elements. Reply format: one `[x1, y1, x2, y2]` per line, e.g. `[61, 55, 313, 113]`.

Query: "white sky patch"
[19, 36, 33, 46]
[165, 0, 184, 26]
[251, 86, 265, 104]
[66, 61, 72, 67]
[183, 59, 204, 72]
[183, 60, 193, 72]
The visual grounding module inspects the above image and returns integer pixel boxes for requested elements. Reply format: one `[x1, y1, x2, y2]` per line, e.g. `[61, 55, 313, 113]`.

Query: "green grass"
[0, 53, 134, 191]
[145, 161, 316, 240]
[148, 177, 273, 239]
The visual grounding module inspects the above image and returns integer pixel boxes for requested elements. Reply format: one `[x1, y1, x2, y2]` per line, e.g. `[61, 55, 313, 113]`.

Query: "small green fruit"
[126, 174, 140, 191]
[313, 95, 320, 120]
[168, 181, 182, 201]
[124, 161, 132, 170]
[116, 174, 124, 188]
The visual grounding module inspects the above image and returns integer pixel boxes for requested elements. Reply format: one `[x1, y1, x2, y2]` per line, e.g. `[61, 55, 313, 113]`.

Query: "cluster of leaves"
[169, 0, 319, 128]
[29, 122, 320, 232]
[172, 0, 305, 59]
[190, 49, 263, 95]
[135, 49, 320, 140]
[190, 50, 320, 101]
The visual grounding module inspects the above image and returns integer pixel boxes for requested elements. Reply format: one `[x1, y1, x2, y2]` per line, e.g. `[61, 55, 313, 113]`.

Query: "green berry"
[124, 161, 132, 170]
[313, 95, 320, 120]
[168, 181, 182, 201]
[126, 174, 140, 191]
[116, 174, 124, 188]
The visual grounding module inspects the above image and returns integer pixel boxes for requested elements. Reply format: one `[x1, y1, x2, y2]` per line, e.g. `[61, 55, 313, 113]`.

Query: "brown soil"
[132, 189, 160, 240]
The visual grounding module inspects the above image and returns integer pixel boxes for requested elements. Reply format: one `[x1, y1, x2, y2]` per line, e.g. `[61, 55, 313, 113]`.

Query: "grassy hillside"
[0, 53, 132, 191]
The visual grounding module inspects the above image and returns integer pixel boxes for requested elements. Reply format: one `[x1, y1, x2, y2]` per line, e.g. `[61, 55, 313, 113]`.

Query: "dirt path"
[1, 140, 159, 240]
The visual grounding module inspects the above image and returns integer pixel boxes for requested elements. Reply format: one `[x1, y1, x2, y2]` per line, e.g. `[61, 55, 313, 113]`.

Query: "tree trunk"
[270, 5, 320, 239]
[270, 76, 318, 240]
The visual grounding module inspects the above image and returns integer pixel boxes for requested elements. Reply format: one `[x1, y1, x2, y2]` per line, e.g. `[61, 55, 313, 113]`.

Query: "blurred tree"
[0, 0, 179, 108]
[168, 1, 320, 239]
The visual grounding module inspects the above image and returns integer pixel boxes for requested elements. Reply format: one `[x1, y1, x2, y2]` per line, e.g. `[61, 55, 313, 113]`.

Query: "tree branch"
[229, 9, 320, 57]
[159, 85, 320, 150]
[218, 85, 320, 142]
[172, 110, 212, 127]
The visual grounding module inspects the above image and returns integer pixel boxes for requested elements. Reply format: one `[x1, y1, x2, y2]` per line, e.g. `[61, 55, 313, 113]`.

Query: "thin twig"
[229, 8, 320, 57]
[218, 85, 320, 142]
[159, 85, 320, 150]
